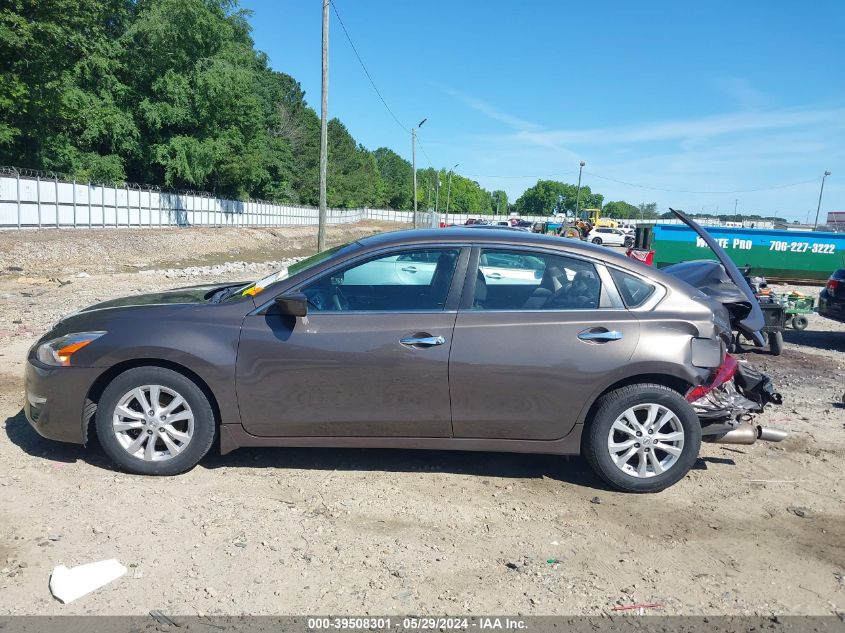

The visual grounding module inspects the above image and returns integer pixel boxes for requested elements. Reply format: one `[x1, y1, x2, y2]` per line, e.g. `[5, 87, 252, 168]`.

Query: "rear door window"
[610, 269, 656, 308]
[473, 249, 601, 310]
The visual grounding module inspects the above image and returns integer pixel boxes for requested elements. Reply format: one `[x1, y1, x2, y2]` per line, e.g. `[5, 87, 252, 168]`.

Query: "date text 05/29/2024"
[306, 617, 528, 630]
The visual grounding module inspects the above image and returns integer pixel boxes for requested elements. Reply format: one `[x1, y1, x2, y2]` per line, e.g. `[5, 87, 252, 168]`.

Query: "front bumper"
[24, 358, 100, 444]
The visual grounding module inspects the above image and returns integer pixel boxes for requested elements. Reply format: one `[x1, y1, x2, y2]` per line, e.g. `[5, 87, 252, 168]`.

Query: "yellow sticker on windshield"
[242, 286, 261, 296]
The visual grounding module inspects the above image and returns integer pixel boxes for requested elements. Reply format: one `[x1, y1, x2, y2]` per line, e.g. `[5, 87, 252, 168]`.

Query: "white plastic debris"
[49, 559, 127, 604]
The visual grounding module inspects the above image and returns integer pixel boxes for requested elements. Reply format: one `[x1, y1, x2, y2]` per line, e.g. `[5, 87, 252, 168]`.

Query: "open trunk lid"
[667, 208, 766, 346]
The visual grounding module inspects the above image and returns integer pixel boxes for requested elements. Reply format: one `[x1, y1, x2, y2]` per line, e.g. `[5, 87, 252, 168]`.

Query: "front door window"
[302, 248, 460, 312]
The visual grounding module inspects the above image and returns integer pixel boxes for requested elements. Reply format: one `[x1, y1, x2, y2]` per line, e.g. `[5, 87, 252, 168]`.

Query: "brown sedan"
[23, 226, 785, 492]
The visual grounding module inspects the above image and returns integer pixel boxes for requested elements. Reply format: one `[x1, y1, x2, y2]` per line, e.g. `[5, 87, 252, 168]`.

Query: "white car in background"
[587, 227, 634, 247]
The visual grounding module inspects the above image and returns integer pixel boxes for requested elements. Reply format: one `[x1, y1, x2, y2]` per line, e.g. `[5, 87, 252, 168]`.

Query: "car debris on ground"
[49, 559, 127, 604]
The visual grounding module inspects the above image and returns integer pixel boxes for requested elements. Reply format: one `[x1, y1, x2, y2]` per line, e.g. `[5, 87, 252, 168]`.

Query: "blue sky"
[241, 0, 845, 220]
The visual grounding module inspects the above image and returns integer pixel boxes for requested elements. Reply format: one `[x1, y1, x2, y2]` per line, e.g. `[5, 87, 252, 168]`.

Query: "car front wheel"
[95, 366, 216, 475]
[582, 384, 701, 492]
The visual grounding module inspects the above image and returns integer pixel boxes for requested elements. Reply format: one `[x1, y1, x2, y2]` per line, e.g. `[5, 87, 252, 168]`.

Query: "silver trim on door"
[577, 329, 623, 342]
[400, 336, 446, 347]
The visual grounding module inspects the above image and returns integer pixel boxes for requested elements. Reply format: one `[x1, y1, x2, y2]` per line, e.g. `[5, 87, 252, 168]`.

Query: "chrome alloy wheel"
[112, 385, 195, 461]
[606, 403, 685, 478]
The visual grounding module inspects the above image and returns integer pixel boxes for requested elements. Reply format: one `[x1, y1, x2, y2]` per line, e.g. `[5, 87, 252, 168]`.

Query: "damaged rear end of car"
[686, 353, 786, 445]
[664, 209, 787, 446]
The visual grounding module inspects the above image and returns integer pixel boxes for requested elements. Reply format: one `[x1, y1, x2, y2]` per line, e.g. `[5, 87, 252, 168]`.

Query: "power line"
[415, 138, 436, 169]
[584, 171, 821, 195]
[462, 171, 579, 180]
[460, 168, 821, 195]
[329, 0, 408, 133]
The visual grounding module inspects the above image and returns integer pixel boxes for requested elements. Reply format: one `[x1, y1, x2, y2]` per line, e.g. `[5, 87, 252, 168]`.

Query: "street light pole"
[574, 160, 586, 219]
[317, 0, 329, 251]
[433, 176, 441, 228]
[446, 163, 458, 226]
[814, 170, 832, 229]
[411, 118, 426, 229]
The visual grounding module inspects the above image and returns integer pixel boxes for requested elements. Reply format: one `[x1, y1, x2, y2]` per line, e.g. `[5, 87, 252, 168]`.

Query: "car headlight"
[36, 331, 106, 367]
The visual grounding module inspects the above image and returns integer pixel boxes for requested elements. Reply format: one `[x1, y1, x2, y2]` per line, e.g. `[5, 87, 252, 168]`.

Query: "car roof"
[355, 227, 635, 266]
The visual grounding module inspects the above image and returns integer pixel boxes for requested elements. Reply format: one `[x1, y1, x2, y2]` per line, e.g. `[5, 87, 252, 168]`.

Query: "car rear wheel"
[95, 367, 216, 475]
[582, 384, 701, 493]
[591, 237, 603, 245]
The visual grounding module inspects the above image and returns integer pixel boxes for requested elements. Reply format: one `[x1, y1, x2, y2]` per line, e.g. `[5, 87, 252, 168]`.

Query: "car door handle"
[401, 266, 418, 273]
[400, 335, 445, 347]
[486, 272, 502, 279]
[578, 329, 623, 342]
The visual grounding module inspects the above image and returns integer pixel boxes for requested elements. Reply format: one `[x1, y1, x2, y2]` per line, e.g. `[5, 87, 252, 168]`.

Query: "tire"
[624, 237, 634, 248]
[591, 237, 603, 245]
[768, 330, 784, 356]
[95, 366, 216, 475]
[791, 315, 808, 330]
[582, 384, 702, 493]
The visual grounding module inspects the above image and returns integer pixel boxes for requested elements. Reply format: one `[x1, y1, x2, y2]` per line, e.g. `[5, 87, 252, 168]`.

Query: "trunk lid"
[667, 209, 765, 345]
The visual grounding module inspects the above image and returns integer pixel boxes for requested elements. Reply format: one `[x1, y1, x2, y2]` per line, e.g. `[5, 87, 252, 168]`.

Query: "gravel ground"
[0, 228, 844, 616]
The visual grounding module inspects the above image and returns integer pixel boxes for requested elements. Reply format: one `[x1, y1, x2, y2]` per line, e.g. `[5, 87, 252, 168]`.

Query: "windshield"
[220, 243, 349, 302]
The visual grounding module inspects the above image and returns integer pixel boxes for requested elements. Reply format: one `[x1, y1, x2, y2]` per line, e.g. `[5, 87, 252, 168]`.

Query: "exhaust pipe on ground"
[710, 423, 788, 445]
[757, 426, 788, 442]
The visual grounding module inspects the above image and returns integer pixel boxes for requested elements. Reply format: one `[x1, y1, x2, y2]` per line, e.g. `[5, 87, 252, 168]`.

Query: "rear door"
[449, 246, 640, 440]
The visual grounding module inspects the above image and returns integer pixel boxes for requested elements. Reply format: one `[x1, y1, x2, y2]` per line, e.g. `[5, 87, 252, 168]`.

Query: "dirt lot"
[0, 226, 844, 616]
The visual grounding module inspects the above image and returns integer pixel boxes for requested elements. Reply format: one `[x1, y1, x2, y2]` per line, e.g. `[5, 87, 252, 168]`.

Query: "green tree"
[326, 119, 383, 208]
[603, 200, 639, 218]
[373, 147, 412, 209]
[0, 0, 137, 181]
[491, 190, 508, 214]
[513, 180, 604, 216]
[426, 170, 493, 214]
[513, 180, 568, 215]
[637, 202, 659, 219]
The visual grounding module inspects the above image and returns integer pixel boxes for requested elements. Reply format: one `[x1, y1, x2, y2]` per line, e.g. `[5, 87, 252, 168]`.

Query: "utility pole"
[317, 0, 329, 251]
[411, 118, 426, 228]
[445, 163, 458, 226]
[574, 160, 586, 219]
[734, 199, 738, 215]
[814, 170, 832, 229]
[433, 174, 441, 227]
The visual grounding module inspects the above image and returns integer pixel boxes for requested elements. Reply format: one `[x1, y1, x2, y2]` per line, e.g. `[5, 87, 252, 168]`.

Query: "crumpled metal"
[692, 379, 761, 422]
[692, 361, 782, 423]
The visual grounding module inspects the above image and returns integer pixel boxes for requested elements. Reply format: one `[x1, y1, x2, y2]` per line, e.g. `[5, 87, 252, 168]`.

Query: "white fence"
[0, 168, 775, 230]
[0, 169, 430, 229]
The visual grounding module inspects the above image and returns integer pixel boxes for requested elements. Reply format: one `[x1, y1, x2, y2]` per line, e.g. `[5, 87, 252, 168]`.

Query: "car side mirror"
[274, 292, 308, 317]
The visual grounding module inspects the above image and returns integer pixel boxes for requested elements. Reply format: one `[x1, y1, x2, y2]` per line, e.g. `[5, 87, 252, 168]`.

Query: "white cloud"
[441, 87, 540, 132]
[502, 106, 845, 146]
[442, 88, 844, 219]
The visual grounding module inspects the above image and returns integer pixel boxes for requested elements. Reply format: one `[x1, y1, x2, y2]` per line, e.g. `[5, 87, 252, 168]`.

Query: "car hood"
[77, 283, 228, 312]
[667, 209, 765, 346]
